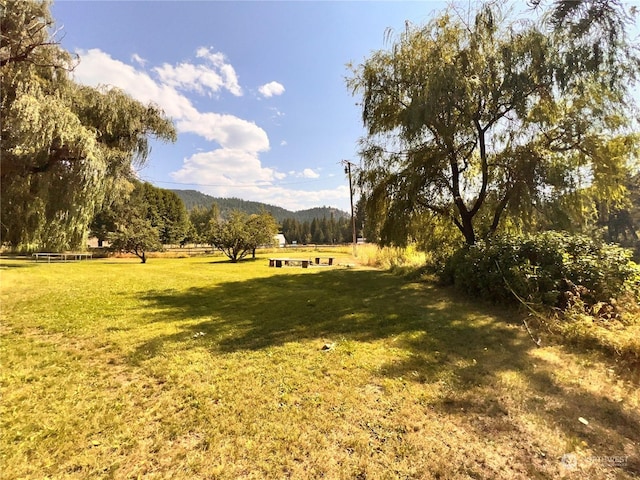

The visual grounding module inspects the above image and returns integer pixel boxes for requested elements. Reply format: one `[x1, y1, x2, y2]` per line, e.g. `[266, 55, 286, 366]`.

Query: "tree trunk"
[460, 212, 476, 245]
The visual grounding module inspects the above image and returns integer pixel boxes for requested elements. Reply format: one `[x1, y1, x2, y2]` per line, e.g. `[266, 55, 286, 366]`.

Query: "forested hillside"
[171, 189, 349, 224]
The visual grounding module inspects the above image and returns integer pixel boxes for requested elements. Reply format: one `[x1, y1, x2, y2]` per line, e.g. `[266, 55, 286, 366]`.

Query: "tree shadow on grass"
[131, 267, 639, 476]
[133, 268, 523, 357]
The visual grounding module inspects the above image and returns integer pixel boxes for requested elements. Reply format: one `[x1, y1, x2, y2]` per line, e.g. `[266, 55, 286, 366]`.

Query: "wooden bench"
[33, 252, 93, 263]
[269, 258, 310, 268]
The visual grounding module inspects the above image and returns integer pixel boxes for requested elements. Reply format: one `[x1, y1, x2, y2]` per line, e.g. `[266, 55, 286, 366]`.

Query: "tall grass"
[355, 243, 427, 270]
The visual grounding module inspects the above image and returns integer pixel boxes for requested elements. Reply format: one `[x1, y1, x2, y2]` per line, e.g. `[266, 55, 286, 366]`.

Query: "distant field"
[1, 255, 638, 479]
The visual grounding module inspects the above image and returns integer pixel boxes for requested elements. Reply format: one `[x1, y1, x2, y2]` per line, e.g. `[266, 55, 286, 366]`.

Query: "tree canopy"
[533, 0, 639, 90]
[280, 215, 354, 245]
[348, 2, 639, 246]
[0, 0, 176, 252]
[208, 210, 279, 262]
[136, 183, 189, 245]
[91, 181, 190, 248]
[187, 203, 221, 245]
[107, 186, 162, 264]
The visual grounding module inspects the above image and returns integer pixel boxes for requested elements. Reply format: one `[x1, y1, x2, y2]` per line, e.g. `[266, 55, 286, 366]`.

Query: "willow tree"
[0, 0, 176, 251]
[348, 3, 639, 246]
[533, 0, 638, 89]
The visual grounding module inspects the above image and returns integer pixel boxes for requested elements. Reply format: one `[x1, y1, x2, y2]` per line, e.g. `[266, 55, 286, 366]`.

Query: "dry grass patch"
[1, 256, 638, 479]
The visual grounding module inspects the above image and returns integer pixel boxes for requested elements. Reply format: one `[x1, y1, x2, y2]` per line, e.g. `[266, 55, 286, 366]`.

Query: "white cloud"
[280, 140, 288, 146]
[70, 48, 346, 211]
[172, 154, 349, 210]
[287, 168, 320, 178]
[196, 47, 242, 96]
[176, 112, 269, 151]
[171, 149, 278, 187]
[73, 49, 266, 152]
[258, 81, 285, 98]
[74, 49, 197, 120]
[154, 47, 242, 97]
[254, 184, 350, 211]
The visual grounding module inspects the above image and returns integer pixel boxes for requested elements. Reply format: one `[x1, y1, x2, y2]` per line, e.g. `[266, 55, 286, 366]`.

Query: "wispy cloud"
[269, 106, 285, 118]
[288, 168, 321, 179]
[131, 53, 147, 66]
[258, 81, 285, 98]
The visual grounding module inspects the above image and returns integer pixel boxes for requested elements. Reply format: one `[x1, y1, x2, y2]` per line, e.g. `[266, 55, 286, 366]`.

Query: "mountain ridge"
[171, 189, 350, 223]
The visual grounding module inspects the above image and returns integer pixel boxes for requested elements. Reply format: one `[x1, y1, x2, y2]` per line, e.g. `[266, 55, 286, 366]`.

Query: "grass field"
[1, 253, 639, 479]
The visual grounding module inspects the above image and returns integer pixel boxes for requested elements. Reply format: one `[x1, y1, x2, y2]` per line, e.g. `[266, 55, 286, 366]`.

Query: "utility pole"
[342, 160, 357, 257]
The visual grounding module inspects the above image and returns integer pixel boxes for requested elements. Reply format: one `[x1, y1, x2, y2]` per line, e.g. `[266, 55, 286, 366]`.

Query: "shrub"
[441, 231, 640, 310]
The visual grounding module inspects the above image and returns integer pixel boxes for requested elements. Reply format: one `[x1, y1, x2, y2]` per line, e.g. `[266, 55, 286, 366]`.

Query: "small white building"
[274, 234, 286, 247]
[87, 237, 110, 248]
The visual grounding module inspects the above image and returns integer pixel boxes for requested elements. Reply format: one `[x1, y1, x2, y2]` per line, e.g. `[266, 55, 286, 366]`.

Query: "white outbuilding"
[274, 234, 287, 247]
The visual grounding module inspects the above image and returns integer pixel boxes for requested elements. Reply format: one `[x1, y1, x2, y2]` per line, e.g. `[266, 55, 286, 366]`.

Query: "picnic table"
[269, 258, 311, 268]
[313, 257, 335, 266]
[32, 252, 93, 263]
[268, 257, 336, 268]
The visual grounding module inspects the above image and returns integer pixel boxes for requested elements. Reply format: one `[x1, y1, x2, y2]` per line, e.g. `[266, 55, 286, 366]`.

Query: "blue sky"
[51, 0, 447, 212]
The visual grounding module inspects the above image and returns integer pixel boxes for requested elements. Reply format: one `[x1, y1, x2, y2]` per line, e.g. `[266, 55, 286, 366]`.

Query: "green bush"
[441, 232, 640, 309]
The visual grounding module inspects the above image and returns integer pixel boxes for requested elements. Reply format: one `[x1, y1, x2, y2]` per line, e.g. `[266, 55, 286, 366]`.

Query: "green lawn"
[1, 255, 638, 479]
